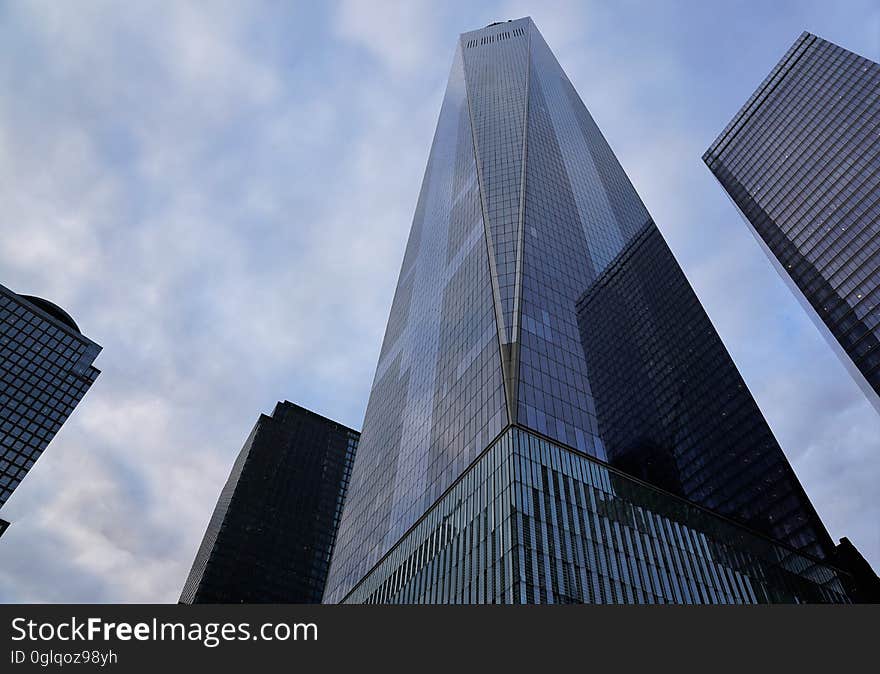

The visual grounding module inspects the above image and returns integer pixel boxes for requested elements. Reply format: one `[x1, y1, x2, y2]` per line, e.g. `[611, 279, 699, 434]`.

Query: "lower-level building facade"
[180, 401, 358, 604]
[342, 426, 851, 604]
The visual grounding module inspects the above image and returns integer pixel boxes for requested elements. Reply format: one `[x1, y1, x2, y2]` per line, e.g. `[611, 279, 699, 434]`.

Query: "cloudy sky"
[0, 0, 877, 602]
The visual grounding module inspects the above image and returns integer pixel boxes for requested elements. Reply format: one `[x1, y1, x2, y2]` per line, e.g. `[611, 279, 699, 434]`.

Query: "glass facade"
[576, 221, 832, 559]
[343, 428, 850, 604]
[325, 31, 509, 600]
[179, 401, 358, 604]
[324, 18, 843, 603]
[0, 283, 100, 509]
[704, 32, 880, 412]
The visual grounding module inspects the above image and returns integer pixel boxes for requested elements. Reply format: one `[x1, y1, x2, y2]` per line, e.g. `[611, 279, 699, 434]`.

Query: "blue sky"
[0, 0, 877, 602]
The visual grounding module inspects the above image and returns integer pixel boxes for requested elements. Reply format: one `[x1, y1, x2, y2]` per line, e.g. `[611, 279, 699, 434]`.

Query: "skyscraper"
[0, 283, 100, 511]
[180, 401, 358, 604]
[323, 18, 851, 604]
[575, 221, 831, 558]
[703, 32, 880, 412]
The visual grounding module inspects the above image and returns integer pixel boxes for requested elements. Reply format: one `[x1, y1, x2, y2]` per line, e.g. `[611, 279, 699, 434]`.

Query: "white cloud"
[0, 0, 446, 602]
[334, 0, 443, 76]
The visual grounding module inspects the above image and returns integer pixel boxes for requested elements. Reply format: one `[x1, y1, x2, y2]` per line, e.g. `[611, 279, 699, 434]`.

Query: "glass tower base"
[341, 427, 851, 604]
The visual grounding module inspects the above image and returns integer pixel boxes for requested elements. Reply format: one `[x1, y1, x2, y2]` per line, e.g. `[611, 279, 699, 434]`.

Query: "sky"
[0, 0, 877, 602]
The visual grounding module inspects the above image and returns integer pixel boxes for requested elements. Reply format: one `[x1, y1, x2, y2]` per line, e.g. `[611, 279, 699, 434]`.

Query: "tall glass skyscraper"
[575, 221, 831, 558]
[0, 282, 100, 512]
[180, 401, 358, 604]
[704, 32, 880, 412]
[323, 18, 852, 604]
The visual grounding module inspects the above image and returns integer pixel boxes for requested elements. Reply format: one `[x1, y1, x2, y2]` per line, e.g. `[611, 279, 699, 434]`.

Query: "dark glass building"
[0, 283, 100, 510]
[179, 401, 358, 604]
[833, 537, 880, 603]
[323, 18, 851, 604]
[704, 32, 880, 412]
[575, 221, 831, 558]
